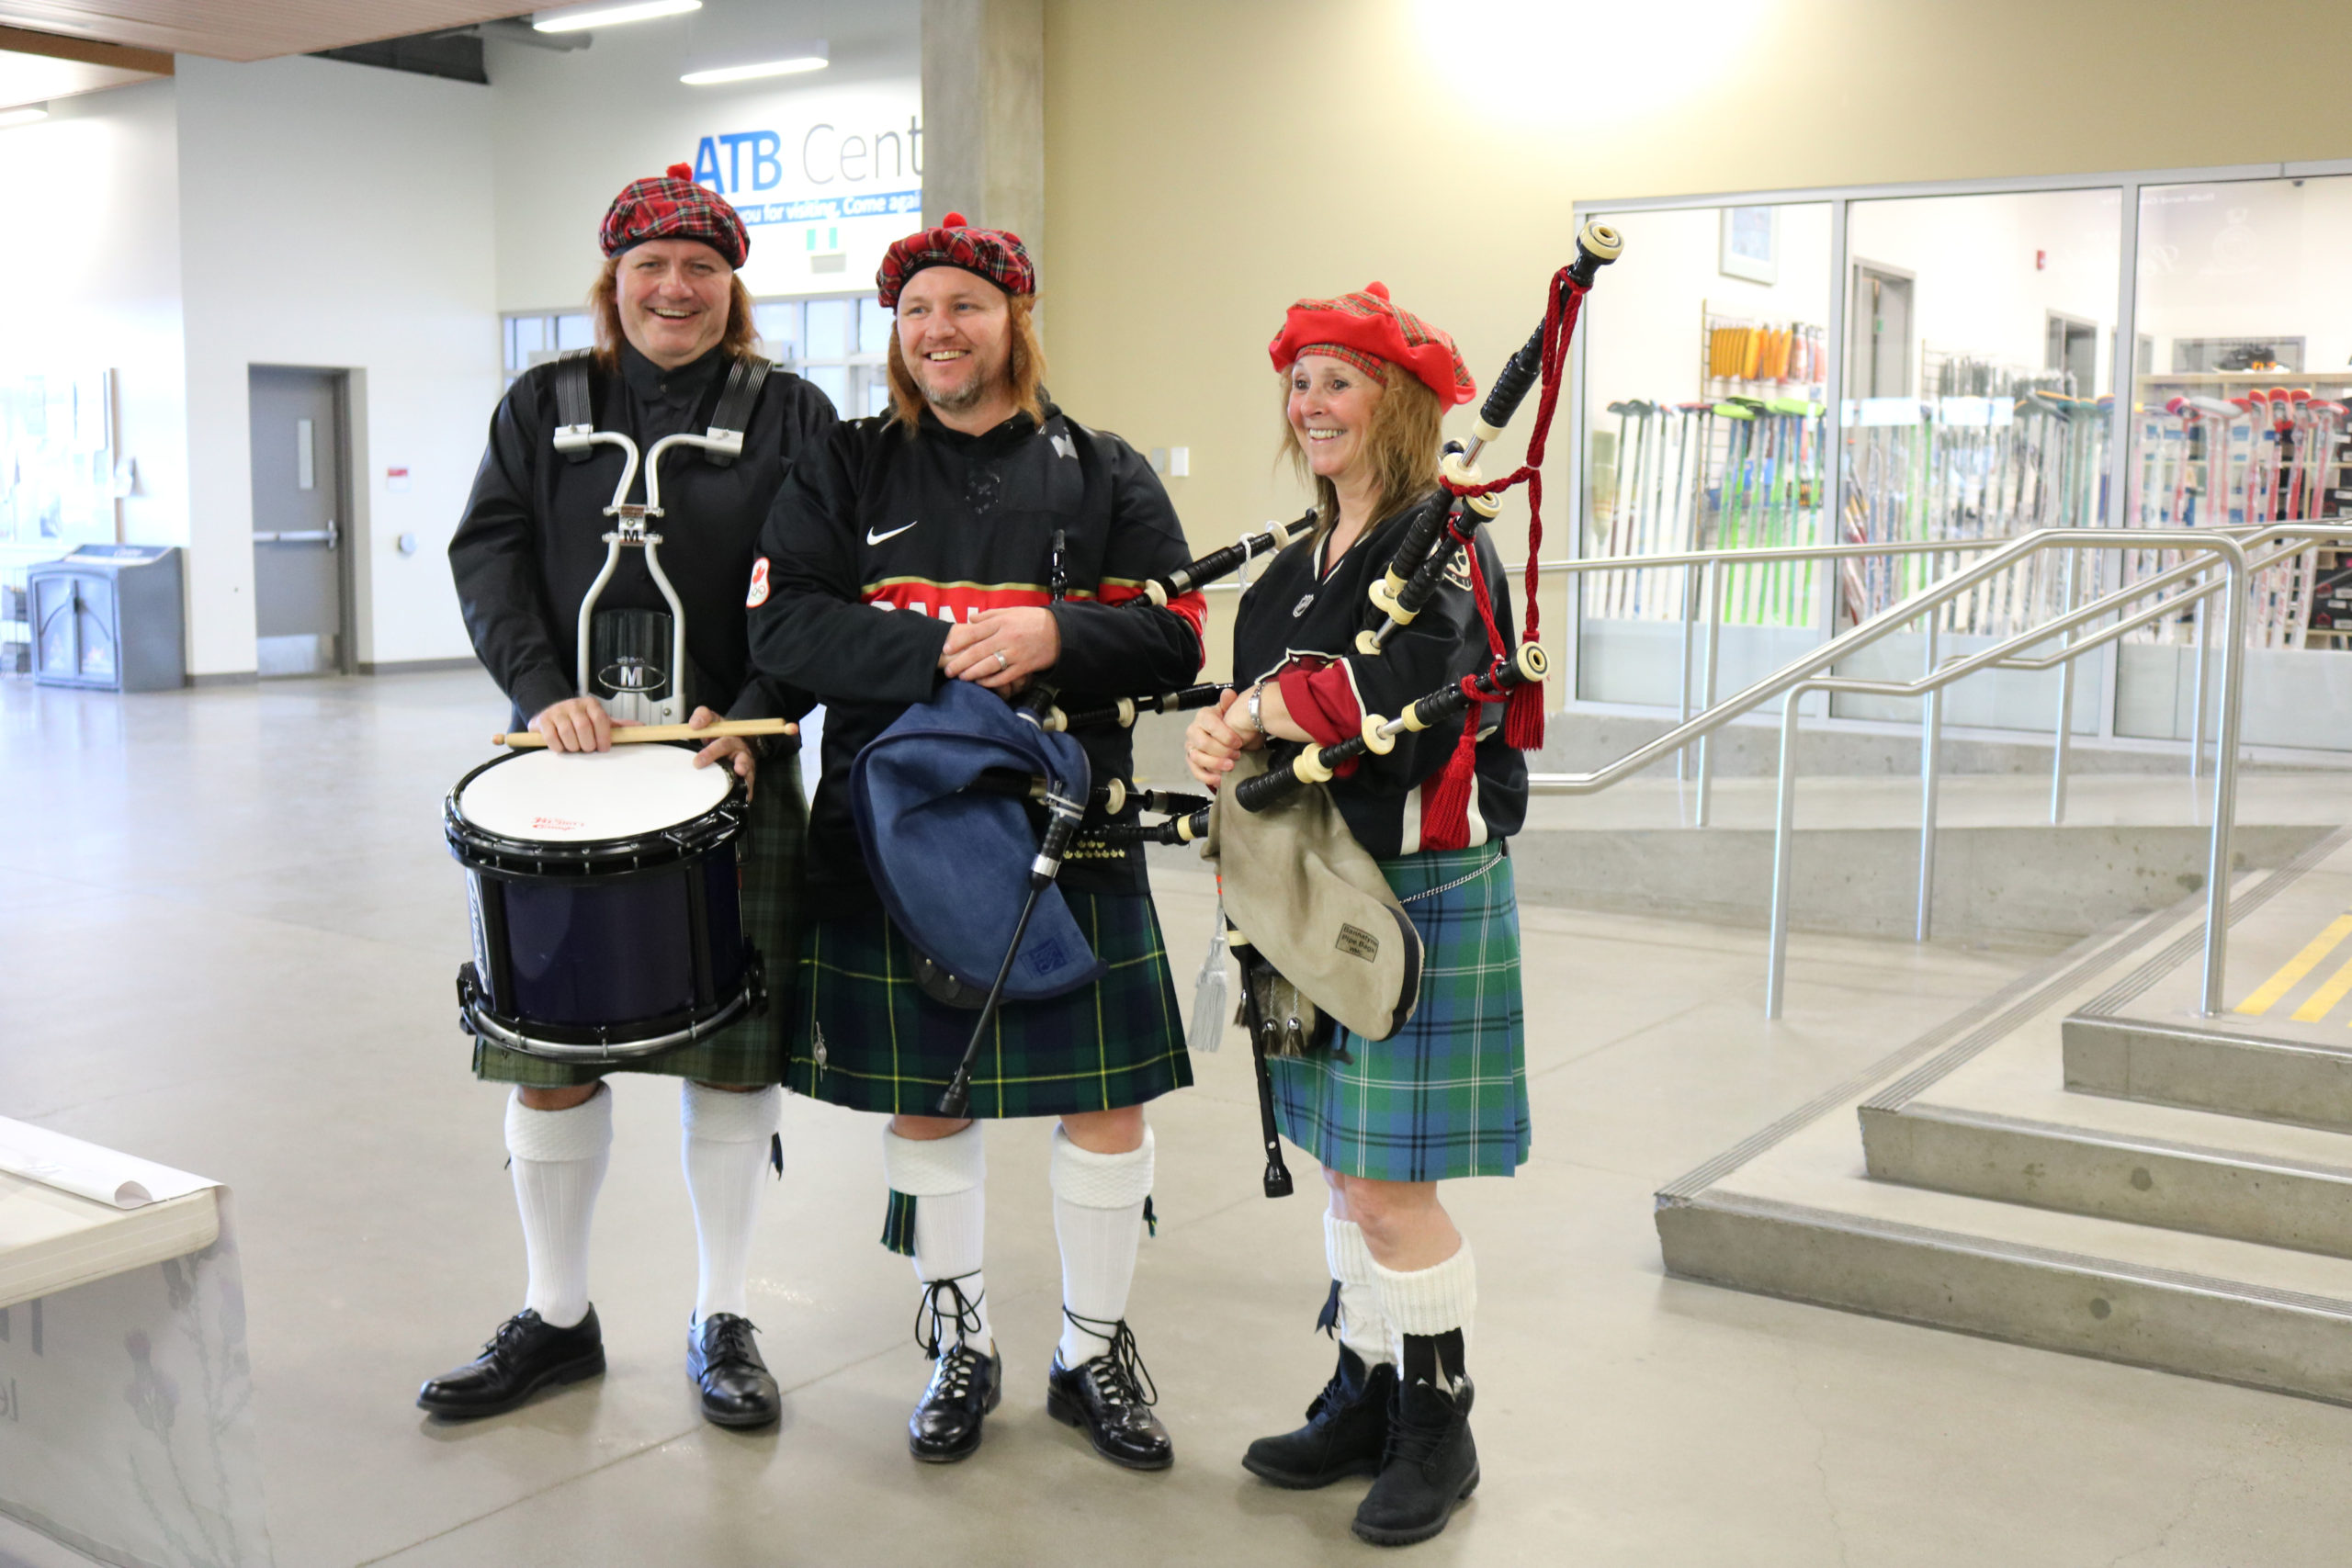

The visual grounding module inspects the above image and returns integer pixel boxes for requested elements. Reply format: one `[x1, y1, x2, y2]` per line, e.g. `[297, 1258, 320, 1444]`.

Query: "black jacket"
[749, 401, 1205, 903]
[1232, 494, 1529, 856]
[450, 342, 840, 725]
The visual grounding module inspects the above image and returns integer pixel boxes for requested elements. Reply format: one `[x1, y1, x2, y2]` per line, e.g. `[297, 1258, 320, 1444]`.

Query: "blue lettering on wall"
[692, 135, 723, 191]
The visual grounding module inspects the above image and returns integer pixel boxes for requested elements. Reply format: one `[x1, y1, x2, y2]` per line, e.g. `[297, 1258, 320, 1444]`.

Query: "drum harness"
[549, 350, 773, 726]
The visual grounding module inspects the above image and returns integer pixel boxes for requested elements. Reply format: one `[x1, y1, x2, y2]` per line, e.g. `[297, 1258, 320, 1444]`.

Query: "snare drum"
[447, 743, 763, 1060]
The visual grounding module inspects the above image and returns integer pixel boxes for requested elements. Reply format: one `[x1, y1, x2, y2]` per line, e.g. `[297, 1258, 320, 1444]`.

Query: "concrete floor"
[6, 670, 2352, 1566]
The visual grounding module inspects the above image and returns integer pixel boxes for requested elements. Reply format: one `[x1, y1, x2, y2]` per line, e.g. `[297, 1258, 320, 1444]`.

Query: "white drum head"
[458, 745, 730, 843]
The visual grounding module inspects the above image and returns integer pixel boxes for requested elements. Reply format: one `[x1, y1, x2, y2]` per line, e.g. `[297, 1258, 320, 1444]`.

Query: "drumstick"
[492, 718, 799, 749]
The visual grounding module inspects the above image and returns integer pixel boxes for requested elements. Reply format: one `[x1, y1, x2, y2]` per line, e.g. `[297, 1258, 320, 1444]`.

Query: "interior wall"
[1042, 0, 2352, 581]
[0, 80, 188, 551]
[175, 53, 499, 676]
[486, 0, 919, 312]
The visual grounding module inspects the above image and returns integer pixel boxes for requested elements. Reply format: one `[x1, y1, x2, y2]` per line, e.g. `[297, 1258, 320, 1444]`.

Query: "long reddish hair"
[589, 254, 760, 371]
[885, 292, 1049, 429]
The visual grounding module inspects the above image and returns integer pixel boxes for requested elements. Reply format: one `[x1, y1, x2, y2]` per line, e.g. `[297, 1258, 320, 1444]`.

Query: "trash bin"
[28, 545, 186, 692]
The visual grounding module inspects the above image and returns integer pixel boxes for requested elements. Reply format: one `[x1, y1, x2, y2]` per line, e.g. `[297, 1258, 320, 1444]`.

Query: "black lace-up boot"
[1351, 1374, 1479, 1547]
[416, 1307, 605, 1418]
[687, 1314, 780, 1428]
[1242, 1344, 1396, 1488]
[908, 1275, 1001, 1462]
[1046, 1310, 1172, 1470]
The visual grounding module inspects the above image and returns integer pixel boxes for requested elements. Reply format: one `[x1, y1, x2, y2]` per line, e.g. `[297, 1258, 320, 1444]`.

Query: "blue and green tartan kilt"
[471, 757, 807, 1089]
[1269, 844, 1530, 1182]
[786, 890, 1193, 1118]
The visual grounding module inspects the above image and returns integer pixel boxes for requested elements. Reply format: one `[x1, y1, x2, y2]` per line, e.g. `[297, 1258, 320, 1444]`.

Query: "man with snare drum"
[425, 164, 835, 1427]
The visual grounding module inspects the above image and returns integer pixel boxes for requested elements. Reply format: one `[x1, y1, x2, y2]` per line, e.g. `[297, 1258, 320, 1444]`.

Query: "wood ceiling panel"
[0, 3, 527, 62]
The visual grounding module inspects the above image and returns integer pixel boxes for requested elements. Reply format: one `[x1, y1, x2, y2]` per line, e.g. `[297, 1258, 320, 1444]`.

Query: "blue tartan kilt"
[1268, 844, 1530, 1181]
[787, 890, 1193, 1118]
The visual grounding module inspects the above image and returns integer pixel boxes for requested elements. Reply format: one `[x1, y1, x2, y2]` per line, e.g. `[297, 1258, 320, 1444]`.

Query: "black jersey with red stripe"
[749, 401, 1206, 902]
[1233, 493, 1529, 858]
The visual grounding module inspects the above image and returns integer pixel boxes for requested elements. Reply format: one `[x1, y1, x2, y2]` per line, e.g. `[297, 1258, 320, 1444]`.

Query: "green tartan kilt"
[471, 756, 807, 1089]
[786, 890, 1193, 1118]
[1268, 844, 1530, 1182]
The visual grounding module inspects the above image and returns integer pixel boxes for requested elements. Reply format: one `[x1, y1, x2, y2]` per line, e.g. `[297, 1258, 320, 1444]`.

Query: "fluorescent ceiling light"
[534, 0, 700, 33]
[681, 53, 827, 85]
[0, 104, 49, 130]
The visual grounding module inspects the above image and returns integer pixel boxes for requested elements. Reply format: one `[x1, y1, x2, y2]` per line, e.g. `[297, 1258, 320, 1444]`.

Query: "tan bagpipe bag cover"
[1200, 750, 1422, 1042]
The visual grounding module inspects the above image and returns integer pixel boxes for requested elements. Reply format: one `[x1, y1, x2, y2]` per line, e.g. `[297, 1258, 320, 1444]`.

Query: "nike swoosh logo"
[865, 521, 920, 546]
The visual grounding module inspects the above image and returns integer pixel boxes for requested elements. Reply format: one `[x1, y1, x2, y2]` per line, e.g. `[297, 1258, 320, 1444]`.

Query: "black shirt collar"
[618, 340, 729, 403]
[914, 399, 1057, 454]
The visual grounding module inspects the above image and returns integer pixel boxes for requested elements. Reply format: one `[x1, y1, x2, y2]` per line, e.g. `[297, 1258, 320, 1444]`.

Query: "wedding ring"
[995, 650, 1010, 671]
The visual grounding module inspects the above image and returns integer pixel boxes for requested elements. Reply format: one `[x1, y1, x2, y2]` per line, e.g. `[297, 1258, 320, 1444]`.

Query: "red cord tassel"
[1420, 715, 1482, 852]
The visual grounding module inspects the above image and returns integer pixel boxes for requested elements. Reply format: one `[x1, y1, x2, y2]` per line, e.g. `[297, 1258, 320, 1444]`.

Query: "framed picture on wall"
[1720, 206, 1777, 284]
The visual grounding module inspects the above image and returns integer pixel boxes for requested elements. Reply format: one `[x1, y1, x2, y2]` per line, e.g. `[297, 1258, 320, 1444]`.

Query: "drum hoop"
[444, 744, 748, 878]
[457, 953, 766, 1062]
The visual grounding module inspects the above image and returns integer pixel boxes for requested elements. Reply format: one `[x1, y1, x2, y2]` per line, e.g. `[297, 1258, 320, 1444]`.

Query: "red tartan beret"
[1268, 282, 1476, 406]
[601, 162, 749, 269]
[876, 211, 1035, 310]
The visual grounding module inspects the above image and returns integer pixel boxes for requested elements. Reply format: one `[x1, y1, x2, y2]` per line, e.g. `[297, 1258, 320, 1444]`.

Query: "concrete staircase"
[1657, 826, 2352, 1405]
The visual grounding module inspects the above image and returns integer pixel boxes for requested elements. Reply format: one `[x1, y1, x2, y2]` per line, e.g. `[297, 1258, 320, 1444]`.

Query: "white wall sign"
[685, 95, 922, 296]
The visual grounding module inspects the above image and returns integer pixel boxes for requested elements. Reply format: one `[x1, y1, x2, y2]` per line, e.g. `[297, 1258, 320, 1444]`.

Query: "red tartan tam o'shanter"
[600, 163, 750, 268]
[876, 212, 1036, 310]
[1268, 282, 1476, 406]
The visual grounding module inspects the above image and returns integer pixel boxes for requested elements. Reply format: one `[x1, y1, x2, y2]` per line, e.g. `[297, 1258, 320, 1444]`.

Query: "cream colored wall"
[1042, 0, 2352, 674]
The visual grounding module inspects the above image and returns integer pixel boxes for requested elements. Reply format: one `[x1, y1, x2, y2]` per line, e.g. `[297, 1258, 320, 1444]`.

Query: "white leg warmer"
[1326, 1212, 1393, 1367]
[1050, 1124, 1155, 1367]
[681, 1082, 782, 1323]
[1372, 1240, 1477, 1365]
[505, 1086, 613, 1331]
[883, 1122, 990, 1348]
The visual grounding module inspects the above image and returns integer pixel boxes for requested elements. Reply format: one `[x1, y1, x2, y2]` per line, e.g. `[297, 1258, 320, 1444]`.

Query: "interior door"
[249, 367, 347, 676]
[1850, 266, 1913, 399]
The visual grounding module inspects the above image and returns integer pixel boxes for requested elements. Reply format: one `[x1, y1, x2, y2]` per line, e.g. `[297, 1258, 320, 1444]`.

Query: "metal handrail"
[1744, 521, 2352, 1017]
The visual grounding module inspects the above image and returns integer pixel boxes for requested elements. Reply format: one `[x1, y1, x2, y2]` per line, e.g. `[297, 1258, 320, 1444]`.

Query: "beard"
[922, 355, 1012, 414]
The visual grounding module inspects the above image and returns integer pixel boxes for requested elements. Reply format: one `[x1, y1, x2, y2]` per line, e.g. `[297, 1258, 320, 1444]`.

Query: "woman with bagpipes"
[1184, 284, 1532, 1548]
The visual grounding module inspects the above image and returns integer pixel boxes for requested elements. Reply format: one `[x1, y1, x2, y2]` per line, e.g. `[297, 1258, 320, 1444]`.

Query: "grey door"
[1850, 266, 1913, 399]
[249, 367, 347, 676]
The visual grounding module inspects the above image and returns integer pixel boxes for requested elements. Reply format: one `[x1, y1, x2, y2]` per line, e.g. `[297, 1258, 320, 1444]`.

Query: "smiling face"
[616, 239, 734, 369]
[895, 265, 1015, 421]
[1287, 354, 1385, 486]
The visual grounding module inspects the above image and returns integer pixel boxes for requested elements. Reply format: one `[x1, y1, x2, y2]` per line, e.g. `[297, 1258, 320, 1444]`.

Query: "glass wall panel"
[2119, 175, 2352, 750]
[1577, 203, 1833, 705]
[1831, 187, 2119, 732]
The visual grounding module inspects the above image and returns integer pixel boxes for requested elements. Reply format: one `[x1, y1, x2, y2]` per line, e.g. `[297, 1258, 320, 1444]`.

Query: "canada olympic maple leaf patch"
[745, 557, 771, 607]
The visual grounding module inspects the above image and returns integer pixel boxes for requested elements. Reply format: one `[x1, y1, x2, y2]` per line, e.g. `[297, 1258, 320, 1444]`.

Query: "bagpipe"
[857, 221, 1623, 1144]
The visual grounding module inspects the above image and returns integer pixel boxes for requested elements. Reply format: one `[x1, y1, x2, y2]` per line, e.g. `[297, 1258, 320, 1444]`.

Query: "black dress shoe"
[1046, 1316, 1172, 1472]
[1242, 1345, 1396, 1489]
[416, 1307, 605, 1418]
[909, 1342, 1002, 1462]
[1352, 1375, 1479, 1547]
[688, 1314, 780, 1428]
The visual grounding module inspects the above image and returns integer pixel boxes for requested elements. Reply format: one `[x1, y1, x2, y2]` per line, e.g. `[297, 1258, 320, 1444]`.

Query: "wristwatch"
[1246, 680, 1266, 736]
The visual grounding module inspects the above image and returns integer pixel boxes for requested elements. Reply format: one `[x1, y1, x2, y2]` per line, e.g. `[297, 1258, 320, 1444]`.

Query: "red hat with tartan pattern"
[1268, 281, 1475, 406]
[877, 212, 1035, 310]
[601, 163, 750, 268]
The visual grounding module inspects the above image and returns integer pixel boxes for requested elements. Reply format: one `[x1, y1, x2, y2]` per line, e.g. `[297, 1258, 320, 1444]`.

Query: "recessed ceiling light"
[0, 105, 50, 130]
[680, 53, 828, 85]
[534, 0, 700, 34]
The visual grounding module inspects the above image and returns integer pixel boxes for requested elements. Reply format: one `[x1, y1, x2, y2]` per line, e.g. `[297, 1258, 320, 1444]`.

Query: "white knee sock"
[1050, 1125, 1155, 1367]
[1372, 1240, 1477, 1378]
[1325, 1212, 1393, 1368]
[681, 1082, 782, 1323]
[505, 1086, 613, 1330]
[883, 1122, 990, 1350]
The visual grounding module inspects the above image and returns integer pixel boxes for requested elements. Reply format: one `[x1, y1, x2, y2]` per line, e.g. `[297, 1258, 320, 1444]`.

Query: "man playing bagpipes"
[745, 214, 1207, 1469]
[1185, 277, 1568, 1546]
